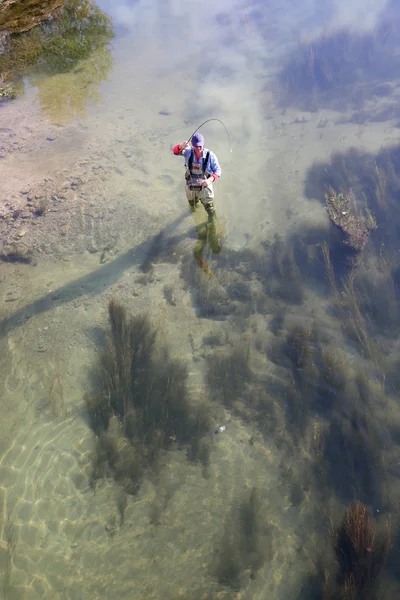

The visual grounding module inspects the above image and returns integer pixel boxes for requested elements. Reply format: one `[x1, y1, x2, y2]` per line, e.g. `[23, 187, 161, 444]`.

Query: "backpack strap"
[187, 149, 210, 174]
[188, 149, 194, 172]
[203, 151, 210, 174]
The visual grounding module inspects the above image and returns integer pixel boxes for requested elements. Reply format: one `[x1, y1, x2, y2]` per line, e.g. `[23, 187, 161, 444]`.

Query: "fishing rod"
[187, 118, 233, 153]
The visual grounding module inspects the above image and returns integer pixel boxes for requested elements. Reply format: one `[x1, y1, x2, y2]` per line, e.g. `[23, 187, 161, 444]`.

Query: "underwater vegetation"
[0, 70, 17, 102]
[0, 0, 114, 116]
[277, 10, 400, 112]
[304, 142, 400, 369]
[326, 502, 391, 600]
[0, 0, 63, 34]
[85, 299, 212, 494]
[325, 188, 377, 253]
[215, 487, 274, 592]
[300, 502, 392, 600]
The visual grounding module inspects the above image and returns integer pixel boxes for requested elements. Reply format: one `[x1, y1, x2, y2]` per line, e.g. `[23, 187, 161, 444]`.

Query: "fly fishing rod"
[187, 118, 233, 153]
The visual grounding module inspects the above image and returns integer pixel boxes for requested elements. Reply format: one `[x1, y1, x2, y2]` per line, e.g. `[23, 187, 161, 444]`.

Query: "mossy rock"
[0, 79, 17, 101]
[1, 1, 114, 75]
[0, 0, 64, 35]
[0, 0, 114, 111]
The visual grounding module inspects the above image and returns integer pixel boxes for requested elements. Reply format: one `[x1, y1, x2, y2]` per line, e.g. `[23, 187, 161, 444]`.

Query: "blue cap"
[192, 132, 204, 146]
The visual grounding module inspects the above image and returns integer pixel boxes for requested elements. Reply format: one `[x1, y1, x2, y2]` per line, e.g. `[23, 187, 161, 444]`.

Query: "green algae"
[34, 43, 113, 123]
[0, 0, 64, 34]
[0, 0, 114, 115]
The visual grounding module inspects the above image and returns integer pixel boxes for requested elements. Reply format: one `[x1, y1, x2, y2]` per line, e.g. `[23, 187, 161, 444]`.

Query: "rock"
[0, 243, 33, 263]
[5, 289, 20, 302]
[64, 189, 77, 202]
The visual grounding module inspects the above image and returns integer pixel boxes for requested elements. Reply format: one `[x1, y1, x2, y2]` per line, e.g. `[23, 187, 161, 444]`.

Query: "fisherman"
[172, 133, 221, 221]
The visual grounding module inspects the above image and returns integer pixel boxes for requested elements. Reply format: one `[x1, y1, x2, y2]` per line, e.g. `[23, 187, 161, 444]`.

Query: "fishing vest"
[185, 149, 210, 191]
[186, 149, 210, 180]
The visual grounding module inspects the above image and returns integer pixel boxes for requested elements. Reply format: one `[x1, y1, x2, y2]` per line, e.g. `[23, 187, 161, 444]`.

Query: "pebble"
[5, 290, 20, 302]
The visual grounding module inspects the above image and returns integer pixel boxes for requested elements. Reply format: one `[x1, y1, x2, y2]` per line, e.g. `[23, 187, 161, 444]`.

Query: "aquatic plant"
[0, 71, 17, 102]
[86, 299, 212, 494]
[206, 340, 251, 407]
[268, 234, 304, 304]
[305, 143, 400, 366]
[328, 502, 390, 599]
[215, 488, 273, 591]
[321, 241, 341, 306]
[341, 271, 377, 361]
[325, 188, 377, 253]
[277, 14, 400, 112]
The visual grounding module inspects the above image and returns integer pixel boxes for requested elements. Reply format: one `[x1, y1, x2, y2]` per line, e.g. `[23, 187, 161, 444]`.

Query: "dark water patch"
[180, 221, 355, 324]
[267, 322, 349, 442]
[276, 10, 400, 113]
[320, 415, 381, 506]
[85, 299, 213, 494]
[304, 143, 400, 359]
[329, 502, 390, 599]
[297, 561, 326, 600]
[304, 143, 400, 235]
[297, 501, 396, 600]
[206, 341, 251, 408]
[386, 527, 400, 586]
[214, 487, 274, 592]
[315, 370, 390, 507]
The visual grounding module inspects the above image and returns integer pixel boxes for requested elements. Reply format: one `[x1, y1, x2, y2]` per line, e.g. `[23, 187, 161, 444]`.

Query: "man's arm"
[172, 141, 190, 155]
[208, 152, 221, 180]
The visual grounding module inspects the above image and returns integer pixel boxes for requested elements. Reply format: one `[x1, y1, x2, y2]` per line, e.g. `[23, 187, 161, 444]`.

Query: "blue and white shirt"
[182, 147, 222, 178]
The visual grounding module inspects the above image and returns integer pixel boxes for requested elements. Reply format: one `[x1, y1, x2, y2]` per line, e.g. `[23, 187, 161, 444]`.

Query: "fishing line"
[188, 118, 233, 153]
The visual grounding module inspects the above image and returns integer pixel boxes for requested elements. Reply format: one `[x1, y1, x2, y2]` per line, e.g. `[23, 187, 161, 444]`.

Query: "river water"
[1, 0, 400, 598]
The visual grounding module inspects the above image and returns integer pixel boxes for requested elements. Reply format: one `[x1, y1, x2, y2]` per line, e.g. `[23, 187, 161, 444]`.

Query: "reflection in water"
[0, 0, 114, 120]
[192, 209, 225, 277]
[33, 43, 113, 123]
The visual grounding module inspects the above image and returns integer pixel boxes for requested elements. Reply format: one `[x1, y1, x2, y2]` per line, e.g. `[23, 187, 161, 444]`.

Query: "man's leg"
[200, 183, 216, 222]
[185, 185, 199, 212]
[204, 201, 216, 222]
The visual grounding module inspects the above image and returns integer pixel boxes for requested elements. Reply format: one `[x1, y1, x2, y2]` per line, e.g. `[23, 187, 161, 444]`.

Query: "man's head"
[191, 132, 204, 149]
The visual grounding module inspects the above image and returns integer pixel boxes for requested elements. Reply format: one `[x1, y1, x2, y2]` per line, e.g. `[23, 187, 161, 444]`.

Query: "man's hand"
[201, 177, 213, 187]
[179, 141, 189, 151]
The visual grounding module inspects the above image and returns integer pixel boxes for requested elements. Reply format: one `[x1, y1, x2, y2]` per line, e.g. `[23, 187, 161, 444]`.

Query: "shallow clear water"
[1, 0, 400, 598]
